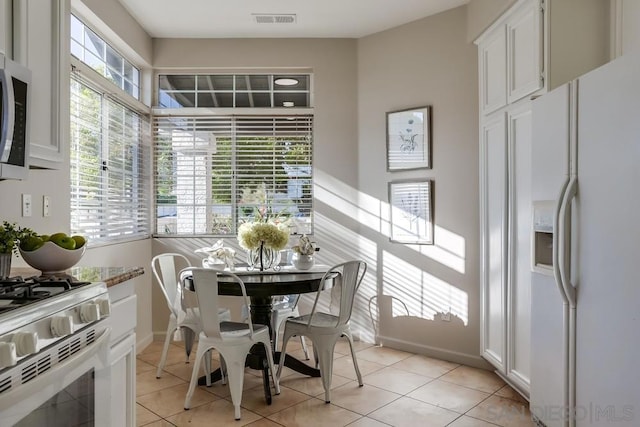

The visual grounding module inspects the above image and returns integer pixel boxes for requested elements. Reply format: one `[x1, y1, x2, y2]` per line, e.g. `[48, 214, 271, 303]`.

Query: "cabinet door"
[110, 334, 136, 427]
[507, 104, 532, 395]
[479, 27, 507, 115]
[0, 0, 11, 56]
[507, 0, 542, 103]
[480, 114, 508, 371]
[13, 0, 66, 168]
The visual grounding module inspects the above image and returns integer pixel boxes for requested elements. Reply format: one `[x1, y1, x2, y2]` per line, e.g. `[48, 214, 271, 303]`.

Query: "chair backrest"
[151, 253, 192, 316]
[308, 260, 367, 327]
[183, 267, 254, 338]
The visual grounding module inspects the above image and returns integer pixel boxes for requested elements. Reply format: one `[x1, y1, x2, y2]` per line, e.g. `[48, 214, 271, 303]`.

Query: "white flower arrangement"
[237, 222, 289, 251]
[291, 234, 317, 256]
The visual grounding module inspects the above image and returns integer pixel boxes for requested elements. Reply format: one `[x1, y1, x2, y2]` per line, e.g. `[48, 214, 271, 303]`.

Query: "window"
[158, 74, 310, 108]
[154, 114, 313, 236]
[70, 16, 150, 245]
[70, 14, 140, 99]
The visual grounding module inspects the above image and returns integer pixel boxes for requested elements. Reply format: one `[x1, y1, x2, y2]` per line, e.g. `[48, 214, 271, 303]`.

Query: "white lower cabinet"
[110, 332, 136, 427]
[107, 287, 137, 426]
[480, 102, 532, 397]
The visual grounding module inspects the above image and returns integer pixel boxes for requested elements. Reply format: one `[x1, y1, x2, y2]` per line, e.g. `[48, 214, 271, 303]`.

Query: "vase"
[291, 253, 314, 270]
[247, 243, 281, 271]
[0, 253, 11, 278]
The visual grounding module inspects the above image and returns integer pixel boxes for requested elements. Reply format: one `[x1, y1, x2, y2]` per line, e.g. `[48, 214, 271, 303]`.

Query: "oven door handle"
[0, 327, 111, 411]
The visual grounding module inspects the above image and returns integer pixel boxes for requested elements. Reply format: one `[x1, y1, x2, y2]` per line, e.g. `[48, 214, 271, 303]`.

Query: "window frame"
[152, 108, 314, 238]
[69, 15, 151, 247]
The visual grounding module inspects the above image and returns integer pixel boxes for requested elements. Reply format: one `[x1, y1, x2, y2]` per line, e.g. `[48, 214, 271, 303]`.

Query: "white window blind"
[154, 114, 313, 236]
[70, 74, 151, 244]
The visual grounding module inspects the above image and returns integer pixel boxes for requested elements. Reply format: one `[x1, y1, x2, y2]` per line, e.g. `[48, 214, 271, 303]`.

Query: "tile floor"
[136, 338, 535, 427]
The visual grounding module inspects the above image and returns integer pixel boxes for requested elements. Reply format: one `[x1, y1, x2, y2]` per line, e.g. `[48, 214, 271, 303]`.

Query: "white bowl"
[19, 241, 86, 275]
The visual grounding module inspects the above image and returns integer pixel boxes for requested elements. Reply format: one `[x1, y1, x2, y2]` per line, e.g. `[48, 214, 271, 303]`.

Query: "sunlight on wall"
[314, 169, 466, 273]
[382, 251, 468, 325]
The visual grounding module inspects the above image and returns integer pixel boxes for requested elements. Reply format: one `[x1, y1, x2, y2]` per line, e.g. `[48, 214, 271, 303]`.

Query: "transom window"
[70, 14, 140, 99]
[158, 74, 310, 108]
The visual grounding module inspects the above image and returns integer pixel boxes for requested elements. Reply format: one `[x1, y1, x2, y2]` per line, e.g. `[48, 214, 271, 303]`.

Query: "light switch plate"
[22, 194, 32, 217]
[43, 195, 51, 217]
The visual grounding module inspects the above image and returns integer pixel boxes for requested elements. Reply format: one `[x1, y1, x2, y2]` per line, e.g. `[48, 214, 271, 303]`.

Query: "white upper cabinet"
[507, 1, 541, 103]
[13, 0, 69, 169]
[479, 27, 507, 114]
[0, 0, 11, 56]
[477, 0, 541, 116]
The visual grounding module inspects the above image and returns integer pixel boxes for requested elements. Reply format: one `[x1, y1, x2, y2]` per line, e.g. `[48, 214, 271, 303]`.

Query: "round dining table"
[195, 267, 333, 404]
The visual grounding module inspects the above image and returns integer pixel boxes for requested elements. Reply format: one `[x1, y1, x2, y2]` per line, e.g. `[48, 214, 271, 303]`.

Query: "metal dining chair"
[151, 253, 230, 378]
[182, 267, 280, 420]
[276, 260, 367, 403]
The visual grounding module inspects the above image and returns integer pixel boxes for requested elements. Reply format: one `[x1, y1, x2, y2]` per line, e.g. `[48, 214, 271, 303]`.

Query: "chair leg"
[276, 331, 293, 380]
[345, 332, 363, 386]
[300, 336, 310, 360]
[156, 320, 177, 378]
[182, 327, 196, 363]
[218, 345, 251, 421]
[219, 355, 227, 385]
[204, 349, 212, 387]
[184, 345, 207, 409]
[261, 338, 281, 395]
[314, 335, 339, 403]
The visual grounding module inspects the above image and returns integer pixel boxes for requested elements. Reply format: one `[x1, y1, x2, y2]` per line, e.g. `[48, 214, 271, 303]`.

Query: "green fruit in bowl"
[20, 235, 45, 251]
[40, 234, 50, 242]
[50, 233, 77, 250]
[71, 235, 87, 249]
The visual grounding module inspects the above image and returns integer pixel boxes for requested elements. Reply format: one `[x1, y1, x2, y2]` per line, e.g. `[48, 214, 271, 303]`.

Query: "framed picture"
[386, 106, 431, 171]
[389, 179, 433, 244]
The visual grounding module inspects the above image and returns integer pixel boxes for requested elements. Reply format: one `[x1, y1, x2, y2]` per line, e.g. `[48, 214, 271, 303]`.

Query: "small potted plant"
[290, 234, 318, 270]
[0, 221, 35, 278]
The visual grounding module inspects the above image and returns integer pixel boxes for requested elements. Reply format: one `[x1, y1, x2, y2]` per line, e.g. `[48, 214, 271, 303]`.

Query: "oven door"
[0, 327, 112, 427]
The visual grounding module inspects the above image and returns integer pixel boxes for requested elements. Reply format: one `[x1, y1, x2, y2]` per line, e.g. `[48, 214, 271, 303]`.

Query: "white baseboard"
[378, 334, 493, 370]
[136, 332, 154, 354]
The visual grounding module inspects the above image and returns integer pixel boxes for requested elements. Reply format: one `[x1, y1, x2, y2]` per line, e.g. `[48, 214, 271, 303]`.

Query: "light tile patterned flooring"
[136, 338, 535, 427]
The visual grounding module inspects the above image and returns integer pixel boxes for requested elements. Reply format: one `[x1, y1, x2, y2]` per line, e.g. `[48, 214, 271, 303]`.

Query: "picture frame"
[388, 179, 433, 244]
[386, 106, 431, 171]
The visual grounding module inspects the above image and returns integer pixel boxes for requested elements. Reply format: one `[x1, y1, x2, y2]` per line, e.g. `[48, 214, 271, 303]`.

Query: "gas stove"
[0, 275, 93, 314]
[0, 275, 111, 425]
[0, 275, 109, 372]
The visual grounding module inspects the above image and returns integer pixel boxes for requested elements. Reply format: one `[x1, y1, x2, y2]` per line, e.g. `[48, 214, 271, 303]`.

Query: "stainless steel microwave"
[0, 52, 31, 180]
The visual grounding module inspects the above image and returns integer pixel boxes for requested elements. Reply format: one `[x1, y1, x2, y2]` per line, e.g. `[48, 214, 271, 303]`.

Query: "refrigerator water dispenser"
[532, 201, 554, 275]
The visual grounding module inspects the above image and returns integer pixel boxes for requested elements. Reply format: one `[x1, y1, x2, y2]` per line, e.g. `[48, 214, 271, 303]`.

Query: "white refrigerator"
[530, 51, 640, 427]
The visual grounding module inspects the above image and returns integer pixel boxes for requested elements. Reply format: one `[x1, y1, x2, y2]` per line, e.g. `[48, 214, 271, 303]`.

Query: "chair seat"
[288, 312, 340, 329]
[219, 321, 270, 339]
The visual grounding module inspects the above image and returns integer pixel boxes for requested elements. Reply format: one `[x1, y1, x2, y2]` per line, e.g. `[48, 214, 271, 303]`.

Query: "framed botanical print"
[386, 106, 431, 171]
[389, 179, 433, 244]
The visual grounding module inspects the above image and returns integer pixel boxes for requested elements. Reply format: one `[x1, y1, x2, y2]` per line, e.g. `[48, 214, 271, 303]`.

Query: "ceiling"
[118, 0, 469, 39]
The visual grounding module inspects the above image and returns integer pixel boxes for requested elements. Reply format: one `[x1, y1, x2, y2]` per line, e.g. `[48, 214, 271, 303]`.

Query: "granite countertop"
[10, 266, 145, 288]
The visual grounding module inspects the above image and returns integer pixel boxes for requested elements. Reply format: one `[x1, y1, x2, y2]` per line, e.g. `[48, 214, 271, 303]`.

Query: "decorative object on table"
[291, 234, 318, 270]
[238, 211, 289, 271]
[195, 239, 236, 270]
[19, 231, 87, 275]
[388, 179, 434, 244]
[0, 221, 36, 278]
[386, 105, 431, 171]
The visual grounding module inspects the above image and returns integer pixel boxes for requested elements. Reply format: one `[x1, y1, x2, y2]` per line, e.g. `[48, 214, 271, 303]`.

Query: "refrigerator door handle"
[558, 176, 578, 307]
[553, 179, 570, 305]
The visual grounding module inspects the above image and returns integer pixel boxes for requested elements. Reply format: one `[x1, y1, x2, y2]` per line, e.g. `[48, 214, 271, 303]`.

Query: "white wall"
[357, 6, 487, 367]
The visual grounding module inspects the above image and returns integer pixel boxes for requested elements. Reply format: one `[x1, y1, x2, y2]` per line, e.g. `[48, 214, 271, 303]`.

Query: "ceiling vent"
[252, 14, 297, 24]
